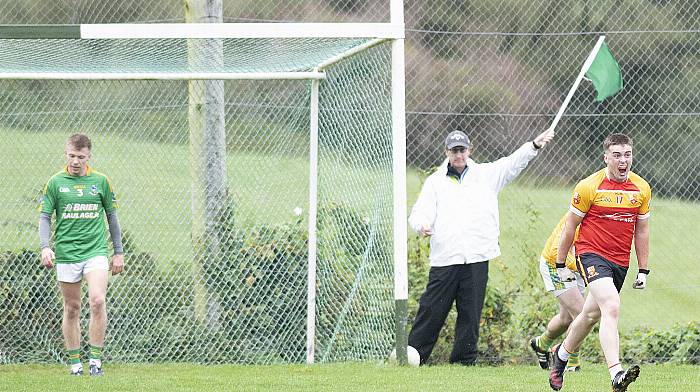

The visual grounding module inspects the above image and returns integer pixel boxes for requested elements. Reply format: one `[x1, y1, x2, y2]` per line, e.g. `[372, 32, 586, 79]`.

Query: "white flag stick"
[548, 35, 607, 131]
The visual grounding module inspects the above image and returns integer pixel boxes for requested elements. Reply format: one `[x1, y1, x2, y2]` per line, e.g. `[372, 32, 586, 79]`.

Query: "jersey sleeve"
[638, 182, 652, 220]
[569, 179, 593, 217]
[39, 178, 57, 214]
[102, 176, 118, 213]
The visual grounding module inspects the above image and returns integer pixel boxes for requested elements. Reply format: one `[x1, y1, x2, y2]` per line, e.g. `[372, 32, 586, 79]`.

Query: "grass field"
[1, 363, 699, 391]
[2, 128, 698, 332]
[1, 129, 396, 264]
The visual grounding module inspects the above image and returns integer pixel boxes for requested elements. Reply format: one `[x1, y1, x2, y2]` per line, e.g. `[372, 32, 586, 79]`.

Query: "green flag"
[585, 42, 623, 101]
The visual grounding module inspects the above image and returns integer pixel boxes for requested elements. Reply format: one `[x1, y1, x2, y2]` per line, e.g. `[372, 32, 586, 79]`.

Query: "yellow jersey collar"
[63, 164, 93, 177]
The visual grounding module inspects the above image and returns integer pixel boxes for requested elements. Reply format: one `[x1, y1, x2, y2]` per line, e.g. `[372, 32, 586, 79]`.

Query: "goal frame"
[0, 0, 408, 365]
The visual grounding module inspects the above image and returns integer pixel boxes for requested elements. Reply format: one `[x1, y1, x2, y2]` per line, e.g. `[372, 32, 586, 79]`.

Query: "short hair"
[603, 133, 632, 152]
[66, 133, 92, 150]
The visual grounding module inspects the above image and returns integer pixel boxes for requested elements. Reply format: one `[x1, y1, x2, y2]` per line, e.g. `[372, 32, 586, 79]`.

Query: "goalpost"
[0, 2, 407, 365]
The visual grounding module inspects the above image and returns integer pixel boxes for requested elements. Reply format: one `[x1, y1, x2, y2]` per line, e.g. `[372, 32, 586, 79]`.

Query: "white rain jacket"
[409, 142, 539, 266]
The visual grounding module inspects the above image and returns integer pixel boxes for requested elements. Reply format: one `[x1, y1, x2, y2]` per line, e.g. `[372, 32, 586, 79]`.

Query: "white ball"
[389, 345, 420, 367]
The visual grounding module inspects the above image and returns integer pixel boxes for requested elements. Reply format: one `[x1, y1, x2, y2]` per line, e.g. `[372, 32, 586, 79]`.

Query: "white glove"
[556, 264, 575, 282]
[633, 269, 649, 289]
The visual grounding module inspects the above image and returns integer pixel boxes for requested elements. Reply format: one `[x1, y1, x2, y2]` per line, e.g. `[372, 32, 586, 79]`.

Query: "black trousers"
[408, 261, 489, 365]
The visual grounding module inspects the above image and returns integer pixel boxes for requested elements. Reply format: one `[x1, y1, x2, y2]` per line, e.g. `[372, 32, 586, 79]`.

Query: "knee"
[560, 313, 574, 325]
[89, 295, 106, 313]
[63, 300, 81, 319]
[601, 303, 621, 320]
[582, 309, 601, 325]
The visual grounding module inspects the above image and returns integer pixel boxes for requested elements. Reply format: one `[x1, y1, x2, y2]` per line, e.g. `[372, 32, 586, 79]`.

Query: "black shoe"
[530, 337, 550, 370]
[612, 365, 640, 392]
[548, 344, 568, 391]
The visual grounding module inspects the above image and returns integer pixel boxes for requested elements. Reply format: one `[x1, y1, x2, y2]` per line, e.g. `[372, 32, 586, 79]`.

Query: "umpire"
[408, 127, 554, 365]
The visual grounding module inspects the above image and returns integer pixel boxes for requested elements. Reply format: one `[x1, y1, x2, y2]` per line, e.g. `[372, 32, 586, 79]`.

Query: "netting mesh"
[0, 38, 366, 74]
[315, 46, 394, 361]
[0, 0, 698, 365]
[0, 39, 395, 364]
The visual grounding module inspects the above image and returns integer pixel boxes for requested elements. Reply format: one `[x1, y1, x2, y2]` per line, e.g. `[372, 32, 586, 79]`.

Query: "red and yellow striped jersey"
[569, 169, 651, 267]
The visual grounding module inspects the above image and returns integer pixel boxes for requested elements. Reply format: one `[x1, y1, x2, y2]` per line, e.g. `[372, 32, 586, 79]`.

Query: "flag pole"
[548, 35, 607, 131]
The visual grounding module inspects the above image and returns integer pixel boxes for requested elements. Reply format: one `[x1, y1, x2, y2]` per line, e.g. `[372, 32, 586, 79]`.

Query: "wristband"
[555, 263, 566, 268]
[638, 269, 650, 275]
[532, 141, 542, 150]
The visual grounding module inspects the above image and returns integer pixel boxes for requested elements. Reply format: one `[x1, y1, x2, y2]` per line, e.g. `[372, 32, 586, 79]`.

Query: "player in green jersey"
[39, 134, 124, 376]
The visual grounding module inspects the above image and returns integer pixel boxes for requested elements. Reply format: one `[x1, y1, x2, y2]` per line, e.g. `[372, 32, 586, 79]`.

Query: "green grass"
[1, 363, 698, 392]
[2, 128, 698, 331]
[495, 183, 700, 331]
[1, 129, 399, 265]
[409, 171, 700, 331]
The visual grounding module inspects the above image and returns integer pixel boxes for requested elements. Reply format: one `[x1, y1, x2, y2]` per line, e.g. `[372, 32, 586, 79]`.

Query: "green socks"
[67, 348, 81, 365]
[89, 345, 103, 366]
[568, 351, 580, 367]
[537, 334, 555, 351]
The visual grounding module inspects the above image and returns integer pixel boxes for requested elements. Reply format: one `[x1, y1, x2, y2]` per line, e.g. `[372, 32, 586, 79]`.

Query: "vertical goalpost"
[0, 1, 407, 365]
[390, 0, 409, 365]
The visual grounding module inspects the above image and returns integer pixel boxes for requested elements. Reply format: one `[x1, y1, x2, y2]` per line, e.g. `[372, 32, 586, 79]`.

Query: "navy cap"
[445, 130, 470, 149]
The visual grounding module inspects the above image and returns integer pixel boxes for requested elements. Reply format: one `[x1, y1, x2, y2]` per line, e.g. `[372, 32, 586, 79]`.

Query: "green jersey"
[40, 166, 118, 263]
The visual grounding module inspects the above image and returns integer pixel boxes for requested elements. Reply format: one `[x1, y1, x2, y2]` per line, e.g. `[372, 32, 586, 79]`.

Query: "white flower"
[293, 207, 303, 216]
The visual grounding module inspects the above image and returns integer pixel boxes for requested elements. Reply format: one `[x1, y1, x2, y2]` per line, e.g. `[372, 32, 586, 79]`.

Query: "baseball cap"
[445, 130, 470, 149]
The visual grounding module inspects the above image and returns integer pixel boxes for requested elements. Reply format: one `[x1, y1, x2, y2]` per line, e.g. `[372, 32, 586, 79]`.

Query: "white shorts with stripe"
[538, 256, 585, 297]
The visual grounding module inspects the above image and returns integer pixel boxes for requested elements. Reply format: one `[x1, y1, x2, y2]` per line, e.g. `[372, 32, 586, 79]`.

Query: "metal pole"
[306, 78, 320, 364]
[390, 0, 408, 366]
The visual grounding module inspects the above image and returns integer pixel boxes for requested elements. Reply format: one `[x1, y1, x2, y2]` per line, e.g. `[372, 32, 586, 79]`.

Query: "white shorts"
[538, 256, 585, 297]
[56, 255, 109, 283]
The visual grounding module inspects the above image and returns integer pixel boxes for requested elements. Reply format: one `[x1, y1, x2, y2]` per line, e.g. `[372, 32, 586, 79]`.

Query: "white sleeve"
[484, 142, 538, 192]
[408, 175, 438, 233]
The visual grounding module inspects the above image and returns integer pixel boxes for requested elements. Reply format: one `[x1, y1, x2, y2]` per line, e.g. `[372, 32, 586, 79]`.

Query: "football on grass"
[389, 345, 420, 367]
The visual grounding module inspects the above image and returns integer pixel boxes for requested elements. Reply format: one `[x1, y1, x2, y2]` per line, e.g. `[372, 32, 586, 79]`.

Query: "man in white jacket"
[408, 128, 555, 365]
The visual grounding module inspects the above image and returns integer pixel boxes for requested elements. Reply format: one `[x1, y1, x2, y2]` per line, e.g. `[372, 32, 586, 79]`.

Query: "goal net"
[0, 23, 406, 365]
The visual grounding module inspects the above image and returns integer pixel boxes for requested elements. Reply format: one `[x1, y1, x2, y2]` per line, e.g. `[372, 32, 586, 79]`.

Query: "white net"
[0, 35, 396, 364]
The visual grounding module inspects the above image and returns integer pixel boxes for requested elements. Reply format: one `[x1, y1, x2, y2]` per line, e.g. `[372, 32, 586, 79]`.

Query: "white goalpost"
[0, 1, 407, 365]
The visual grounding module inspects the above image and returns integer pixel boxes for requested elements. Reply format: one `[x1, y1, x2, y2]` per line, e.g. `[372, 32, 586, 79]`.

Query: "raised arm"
[487, 127, 556, 191]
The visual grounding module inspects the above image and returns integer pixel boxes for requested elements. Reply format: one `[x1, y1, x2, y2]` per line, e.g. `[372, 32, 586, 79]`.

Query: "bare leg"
[562, 291, 601, 353]
[59, 282, 82, 350]
[84, 270, 108, 347]
[586, 278, 622, 368]
[545, 288, 585, 338]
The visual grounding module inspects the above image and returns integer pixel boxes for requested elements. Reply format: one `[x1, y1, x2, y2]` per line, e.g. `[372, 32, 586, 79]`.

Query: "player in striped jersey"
[530, 215, 584, 372]
[549, 134, 651, 392]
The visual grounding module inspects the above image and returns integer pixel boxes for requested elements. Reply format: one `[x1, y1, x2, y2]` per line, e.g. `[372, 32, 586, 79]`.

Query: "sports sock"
[89, 345, 103, 367]
[538, 334, 555, 351]
[609, 363, 623, 380]
[566, 351, 580, 367]
[557, 344, 571, 362]
[67, 348, 81, 366]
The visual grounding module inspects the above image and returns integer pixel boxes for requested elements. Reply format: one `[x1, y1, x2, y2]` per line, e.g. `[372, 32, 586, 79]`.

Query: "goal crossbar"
[0, 71, 327, 81]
